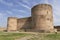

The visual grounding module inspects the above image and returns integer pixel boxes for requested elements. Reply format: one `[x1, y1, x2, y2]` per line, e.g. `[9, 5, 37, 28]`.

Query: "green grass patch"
[29, 33, 60, 40]
[45, 33, 60, 40]
[0, 32, 60, 40]
[0, 32, 32, 40]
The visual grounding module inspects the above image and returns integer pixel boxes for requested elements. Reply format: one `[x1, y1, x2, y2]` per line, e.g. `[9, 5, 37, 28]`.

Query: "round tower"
[31, 4, 54, 32]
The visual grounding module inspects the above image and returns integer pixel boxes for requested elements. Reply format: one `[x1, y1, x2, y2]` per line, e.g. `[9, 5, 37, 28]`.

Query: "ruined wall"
[7, 4, 54, 32]
[17, 17, 32, 31]
[7, 17, 32, 32]
[7, 17, 17, 32]
[31, 4, 54, 32]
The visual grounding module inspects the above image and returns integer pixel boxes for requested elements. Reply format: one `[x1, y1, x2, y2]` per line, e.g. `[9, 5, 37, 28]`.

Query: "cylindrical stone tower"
[31, 4, 54, 32]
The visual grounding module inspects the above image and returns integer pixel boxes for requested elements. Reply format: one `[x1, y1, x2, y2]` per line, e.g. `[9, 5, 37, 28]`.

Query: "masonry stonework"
[7, 4, 54, 32]
[7, 17, 17, 32]
[17, 17, 32, 31]
[31, 4, 54, 32]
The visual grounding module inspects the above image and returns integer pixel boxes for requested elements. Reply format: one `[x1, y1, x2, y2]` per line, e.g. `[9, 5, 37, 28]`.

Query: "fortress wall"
[7, 17, 18, 32]
[31, 4, 54, 32]
[7, 4, 54, 32]
[17, 17, 32, 31]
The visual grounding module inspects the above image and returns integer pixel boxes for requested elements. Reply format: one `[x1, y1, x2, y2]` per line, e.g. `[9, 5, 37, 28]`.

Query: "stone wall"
[7, 17, 32, 32]
[7, 4, 54, 32]
[17, 17, 32, 31]
[31, 4, 54, 32]
[7, 17, 17, 32]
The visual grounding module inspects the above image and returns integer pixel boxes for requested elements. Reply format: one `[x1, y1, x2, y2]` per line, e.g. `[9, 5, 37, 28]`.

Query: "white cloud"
[6, 11, 13, 15]
[10, 9, 28, 18]
[54, 17, 60, 25]
[11, 9, 30, 18]
[52, 0, 58, 6]
[18, 2, 31, 9]
[54, 10, 60, 17]
[0, 0, 14, 6]
[17, 10, 27, 13]
[44, 0, 49, 4]
[52, 0, 60, 17]
[12, 9, 27, 14]
[0, 13, 6, 16]
[0, 13, 5, 19]
[22, 0, 30, 5]
[0, 12, 7, 27]
[38, 0, 49, 4]
[53, 0, 57, 4]
[0, 13, 3, 16]
[15, 15, 25, 18]
[48, 0, 60, 26]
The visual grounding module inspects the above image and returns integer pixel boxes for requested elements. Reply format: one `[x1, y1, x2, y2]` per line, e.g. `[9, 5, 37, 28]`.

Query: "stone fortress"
[7, 4, 55, 32]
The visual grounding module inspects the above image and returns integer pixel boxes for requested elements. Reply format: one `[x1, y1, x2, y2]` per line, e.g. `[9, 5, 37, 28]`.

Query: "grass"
[0, 32, 60, 40]
[29, 33, 60, 40]
[45, 33, 60, 40]
[0, 32, 32, 40]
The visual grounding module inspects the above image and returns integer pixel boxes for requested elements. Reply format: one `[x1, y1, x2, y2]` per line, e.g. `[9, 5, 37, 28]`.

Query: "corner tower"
[31, 4, 54, 32]
[7, 17, 17, 32]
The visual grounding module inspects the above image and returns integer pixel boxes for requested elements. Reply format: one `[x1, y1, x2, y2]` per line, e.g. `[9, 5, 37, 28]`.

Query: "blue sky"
[0, 0, 60, 27]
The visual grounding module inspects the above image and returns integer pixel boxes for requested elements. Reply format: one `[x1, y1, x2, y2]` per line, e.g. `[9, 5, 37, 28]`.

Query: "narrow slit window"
[47, 11, 48, 14]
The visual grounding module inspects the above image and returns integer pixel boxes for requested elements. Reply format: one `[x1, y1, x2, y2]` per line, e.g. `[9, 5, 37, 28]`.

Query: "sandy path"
[15, 36, 33, 40]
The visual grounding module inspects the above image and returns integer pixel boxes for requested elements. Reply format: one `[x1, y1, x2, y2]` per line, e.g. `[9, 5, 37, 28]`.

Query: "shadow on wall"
[17, 17, 32, 32]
